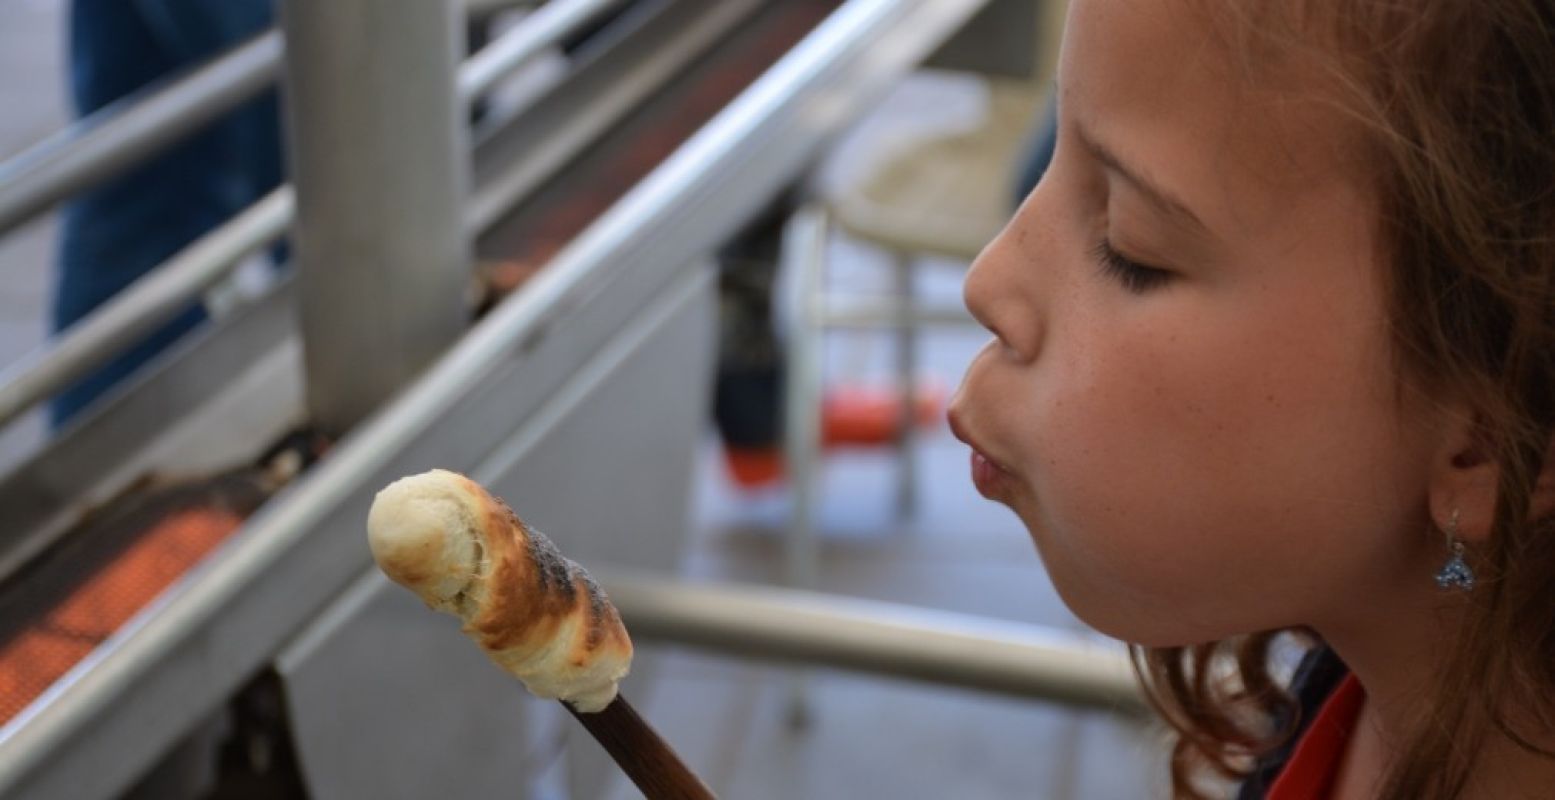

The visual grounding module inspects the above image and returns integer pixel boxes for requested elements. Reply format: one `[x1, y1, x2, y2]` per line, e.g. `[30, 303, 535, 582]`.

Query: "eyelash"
[1090, 239, 1172, 293]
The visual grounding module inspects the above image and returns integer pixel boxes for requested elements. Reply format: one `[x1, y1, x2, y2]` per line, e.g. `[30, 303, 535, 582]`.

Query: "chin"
[1070, 610, 1210, 650]
[1073, 599, 1242, 650]
[1030, 548, 1225, 649]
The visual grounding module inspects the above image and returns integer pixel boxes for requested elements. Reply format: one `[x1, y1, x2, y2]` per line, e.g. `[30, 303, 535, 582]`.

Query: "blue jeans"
[52, 0, 280, 427]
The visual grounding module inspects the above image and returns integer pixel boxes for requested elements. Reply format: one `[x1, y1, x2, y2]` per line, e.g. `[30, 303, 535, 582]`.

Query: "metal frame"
[0, 0, 763, 601]
[0, 0, 638, 432]
[0, 278, 304, 587]
[0, 2, 1000, 797]
[0, 0, 767, 584]
[0, 1, 630, 240]
[0, 31, 283, 236]
[0, 188, 293, 430]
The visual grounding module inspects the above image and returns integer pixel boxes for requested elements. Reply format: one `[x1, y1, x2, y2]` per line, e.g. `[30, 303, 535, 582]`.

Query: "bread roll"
[366, 469, 632, 712]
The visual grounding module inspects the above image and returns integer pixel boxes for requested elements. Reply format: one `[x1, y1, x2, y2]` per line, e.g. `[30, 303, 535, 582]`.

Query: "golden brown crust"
[449, 473, 631, 669]
[368, 470, 631, 710]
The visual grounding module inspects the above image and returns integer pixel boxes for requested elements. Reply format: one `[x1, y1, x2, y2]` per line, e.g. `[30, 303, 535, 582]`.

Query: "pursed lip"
[946, 407, 1014, 477]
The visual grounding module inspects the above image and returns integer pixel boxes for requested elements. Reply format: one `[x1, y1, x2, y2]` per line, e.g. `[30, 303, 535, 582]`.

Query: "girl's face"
[949, 0, 1445, 645]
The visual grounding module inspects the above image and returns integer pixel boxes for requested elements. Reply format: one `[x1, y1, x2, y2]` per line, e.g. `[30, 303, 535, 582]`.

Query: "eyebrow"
[1074, 122, 1211, 236]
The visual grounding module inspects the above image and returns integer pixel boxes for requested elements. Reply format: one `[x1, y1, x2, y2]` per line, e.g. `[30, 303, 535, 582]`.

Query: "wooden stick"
[563, 693, 717, 800]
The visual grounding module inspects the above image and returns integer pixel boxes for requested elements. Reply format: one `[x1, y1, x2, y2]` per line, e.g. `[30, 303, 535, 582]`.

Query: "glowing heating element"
[0, 508, 245, 726]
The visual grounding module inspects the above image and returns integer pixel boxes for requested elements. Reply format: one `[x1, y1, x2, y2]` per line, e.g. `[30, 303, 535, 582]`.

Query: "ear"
[1427, 409, 1555, 543]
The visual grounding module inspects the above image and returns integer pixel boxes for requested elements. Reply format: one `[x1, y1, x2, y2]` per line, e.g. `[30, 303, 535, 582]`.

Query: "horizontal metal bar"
[0, 0, 618, 240]
[0, 1, 992, 796]
[0, 31, 283, 236]
[0, 3, 637, 430]
[468, 0, 761, 234]
[821, 296, 977, 328]
[465, 0, 543, 16]
[459, 0, 626, 101]
[0, 189, 293, 431]
[0, 278, 303, 591]
[600, 571, 1147, 715]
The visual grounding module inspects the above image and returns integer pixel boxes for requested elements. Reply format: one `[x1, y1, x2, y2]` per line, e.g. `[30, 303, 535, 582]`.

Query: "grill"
[0, 432, 327, 726]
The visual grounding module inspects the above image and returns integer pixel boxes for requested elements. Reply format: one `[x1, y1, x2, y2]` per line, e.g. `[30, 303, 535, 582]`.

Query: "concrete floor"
[0, 2, 1168, 797]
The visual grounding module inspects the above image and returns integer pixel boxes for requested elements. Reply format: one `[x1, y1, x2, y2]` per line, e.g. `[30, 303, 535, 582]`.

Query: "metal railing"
[601, 570, 1146, 715]
[0, 0, 628, 431]
[0, 189, 293, 428]
[0, 31, 283, 236]
[0, 0, 608, 238]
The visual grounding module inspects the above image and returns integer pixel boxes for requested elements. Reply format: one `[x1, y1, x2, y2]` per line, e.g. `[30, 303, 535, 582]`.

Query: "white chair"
[781, 0, 1067, 588]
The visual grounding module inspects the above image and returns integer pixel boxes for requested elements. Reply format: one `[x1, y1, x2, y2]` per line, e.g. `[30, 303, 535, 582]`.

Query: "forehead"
[1062, 0, 1371, 234]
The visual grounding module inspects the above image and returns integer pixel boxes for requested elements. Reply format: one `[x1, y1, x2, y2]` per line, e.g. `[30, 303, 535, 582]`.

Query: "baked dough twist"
[367, 469, 631, 712]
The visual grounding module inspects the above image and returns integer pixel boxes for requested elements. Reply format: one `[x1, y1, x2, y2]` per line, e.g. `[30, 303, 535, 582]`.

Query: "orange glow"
[0, 507, 244, 726]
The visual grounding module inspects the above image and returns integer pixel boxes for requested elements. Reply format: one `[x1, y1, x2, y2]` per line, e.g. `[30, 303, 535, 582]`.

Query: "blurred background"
[0, 1, 1166, 797]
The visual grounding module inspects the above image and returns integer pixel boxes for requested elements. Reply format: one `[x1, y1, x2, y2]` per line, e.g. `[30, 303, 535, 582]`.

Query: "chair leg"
[893, 250, 917, 521]
[780, 204, 829, 730]
[781, 205, 828, 591]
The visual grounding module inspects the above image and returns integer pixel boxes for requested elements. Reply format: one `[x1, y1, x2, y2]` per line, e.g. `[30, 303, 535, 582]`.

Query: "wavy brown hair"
[1130, 1, 1555, 798]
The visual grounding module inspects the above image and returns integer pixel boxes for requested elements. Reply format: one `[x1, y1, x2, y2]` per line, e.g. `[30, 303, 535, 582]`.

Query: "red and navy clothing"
[1237, 647, 1359, 800]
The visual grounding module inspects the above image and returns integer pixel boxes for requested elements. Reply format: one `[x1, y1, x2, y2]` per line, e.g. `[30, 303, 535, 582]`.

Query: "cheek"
[1020, 299, 1421, 643]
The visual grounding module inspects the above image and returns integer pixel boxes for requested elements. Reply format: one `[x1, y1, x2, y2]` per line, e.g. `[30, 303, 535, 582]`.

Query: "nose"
[963, 217, 1040, 361]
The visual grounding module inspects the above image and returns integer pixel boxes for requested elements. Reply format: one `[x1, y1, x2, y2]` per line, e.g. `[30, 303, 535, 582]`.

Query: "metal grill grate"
[0, 475, 266, 727]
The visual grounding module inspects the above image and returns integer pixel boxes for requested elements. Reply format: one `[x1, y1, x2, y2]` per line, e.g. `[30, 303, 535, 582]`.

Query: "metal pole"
[0, 31, 283, 237]
[599, 570, 1148, 715]
[782, 206, 829, 595]
[280, 0, 472, 433]
[780, 204, 830, 727]
[893, 251, 918, 517]
[821, 298, 976, 328]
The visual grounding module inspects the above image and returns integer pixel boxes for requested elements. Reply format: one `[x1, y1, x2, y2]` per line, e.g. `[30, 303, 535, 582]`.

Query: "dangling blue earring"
[1434, 508, 1475, 591]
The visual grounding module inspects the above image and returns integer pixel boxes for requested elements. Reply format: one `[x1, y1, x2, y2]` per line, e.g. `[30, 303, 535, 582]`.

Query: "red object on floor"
[821, 382, 945, 445]
[1268, 674, 1365, 800]
[722, 382, 946, 488]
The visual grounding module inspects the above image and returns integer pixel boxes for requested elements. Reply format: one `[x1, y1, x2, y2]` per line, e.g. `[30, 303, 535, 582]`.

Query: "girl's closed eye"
[1090, 238, 1173, 293]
